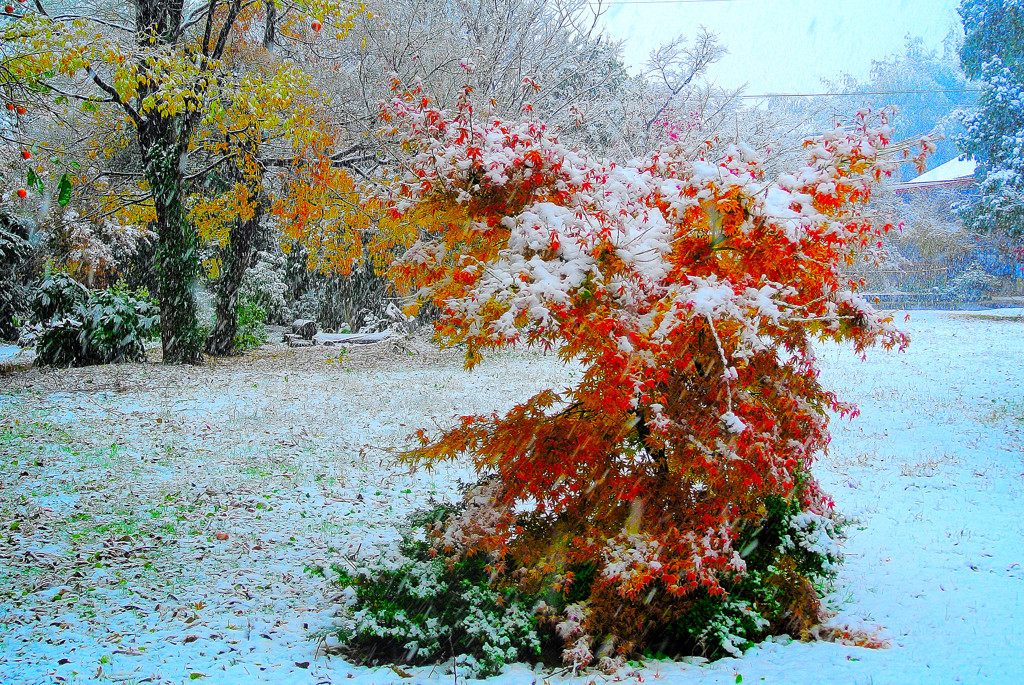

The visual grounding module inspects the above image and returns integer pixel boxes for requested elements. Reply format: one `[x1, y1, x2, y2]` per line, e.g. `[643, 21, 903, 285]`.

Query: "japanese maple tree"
[374, 83, 926, 661]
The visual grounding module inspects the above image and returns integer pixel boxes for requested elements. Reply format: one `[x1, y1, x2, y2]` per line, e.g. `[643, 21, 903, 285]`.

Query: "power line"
[737, 88, 982, 99]
[593, 0, 737, 4]
[593, 0, 742, 4]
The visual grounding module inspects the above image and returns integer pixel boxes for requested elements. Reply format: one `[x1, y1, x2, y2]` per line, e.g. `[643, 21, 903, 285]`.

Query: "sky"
[600, 0, 963, 95]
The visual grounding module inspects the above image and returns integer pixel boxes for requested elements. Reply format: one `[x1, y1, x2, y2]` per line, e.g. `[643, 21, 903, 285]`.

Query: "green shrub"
[33, 276, 159, 367]
[661, 593, 769, 660]
[30, 273, 88, 326]
[657, 494, 845, 660]
[316, 501, 542, 678]
[320, 489, 845, 675]
[240, 250, 288, 324]
[0, 216, 33, 342]
[233, 295, 268, 351]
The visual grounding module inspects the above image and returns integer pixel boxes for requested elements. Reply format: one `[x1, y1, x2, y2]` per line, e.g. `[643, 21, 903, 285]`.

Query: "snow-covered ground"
[0, 310, 1020, 685]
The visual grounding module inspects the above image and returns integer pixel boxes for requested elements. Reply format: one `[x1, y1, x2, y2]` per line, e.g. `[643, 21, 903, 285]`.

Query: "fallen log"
[315, 332, 390, 345]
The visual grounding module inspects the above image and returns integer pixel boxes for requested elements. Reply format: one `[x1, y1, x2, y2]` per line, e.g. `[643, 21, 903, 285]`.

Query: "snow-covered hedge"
[319, 490, 846, 676]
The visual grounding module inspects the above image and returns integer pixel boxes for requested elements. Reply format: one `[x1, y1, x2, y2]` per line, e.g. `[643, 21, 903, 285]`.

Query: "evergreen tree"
[958, 0, 1024, 237]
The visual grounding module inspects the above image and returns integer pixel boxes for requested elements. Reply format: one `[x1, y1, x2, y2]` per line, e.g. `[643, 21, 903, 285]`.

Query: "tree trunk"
[134, 0, 204, 364]
[205, 138, 266, 356]
[206, 197, 264, 356]
[139, 115, 203, 364]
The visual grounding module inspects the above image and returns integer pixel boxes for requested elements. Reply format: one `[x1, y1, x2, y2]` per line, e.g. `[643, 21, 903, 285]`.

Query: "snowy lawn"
[0, 310, 1021, 685]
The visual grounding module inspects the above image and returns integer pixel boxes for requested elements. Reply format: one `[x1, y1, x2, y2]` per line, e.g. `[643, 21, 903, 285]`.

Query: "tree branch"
[180, 2, 215, 37]
[202, 0, 218, 55]
[51, 15, 133, 32]
[182, 153, 235, 182]
[86, 67, 141, 128]
[211, 0, 244, 59]
[45, 82, 115, 104]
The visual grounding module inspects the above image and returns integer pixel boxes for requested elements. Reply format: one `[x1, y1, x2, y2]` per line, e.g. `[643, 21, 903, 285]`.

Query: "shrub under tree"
[31, 274, 159, 367]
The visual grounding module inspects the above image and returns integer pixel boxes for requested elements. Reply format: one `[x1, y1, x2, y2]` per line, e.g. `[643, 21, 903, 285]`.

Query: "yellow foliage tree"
[1, 0, 365, 361]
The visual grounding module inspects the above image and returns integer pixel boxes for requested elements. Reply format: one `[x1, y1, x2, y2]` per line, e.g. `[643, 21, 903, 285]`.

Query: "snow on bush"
[30, 274, 159, 367]
[317, 501, 542, 677]
[324, 78, 925, 671]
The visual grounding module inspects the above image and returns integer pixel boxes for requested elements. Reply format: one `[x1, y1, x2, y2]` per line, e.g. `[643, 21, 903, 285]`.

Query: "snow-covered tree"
[810, 32, 975, 174]
[866, 33, 976, 167]
[364, 82, 929, 663]
[315, 0, 623, 141]
[957, 0, 1024, 237]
